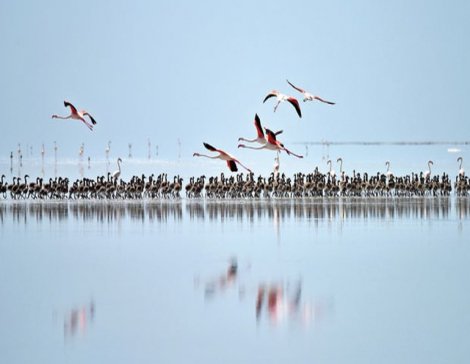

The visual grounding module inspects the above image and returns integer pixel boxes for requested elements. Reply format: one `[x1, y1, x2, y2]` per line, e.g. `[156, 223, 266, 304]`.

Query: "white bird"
[286, 80, 335, 105]
[263, 90, 302, 118]
[274, 155, 280, 178]
[327, 159, 335, 177]
[385, 161, 393, 177]
[193, 143, 252, 173]
[424, 160, 433, 179]
[457, 157, 464, 177]
[337, 157, 343, 175]
[112, 158, 122, 182]
[52, 101, 97, 131]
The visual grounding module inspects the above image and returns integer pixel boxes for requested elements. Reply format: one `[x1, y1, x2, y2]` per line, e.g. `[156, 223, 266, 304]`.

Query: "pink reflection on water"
[64, 300, 95, 339]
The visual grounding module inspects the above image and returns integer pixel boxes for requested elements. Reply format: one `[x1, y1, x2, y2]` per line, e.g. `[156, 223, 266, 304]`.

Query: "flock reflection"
[197, 259, 333, 326]
[1, 198, 469, 225]
[63, 300, 95, 339]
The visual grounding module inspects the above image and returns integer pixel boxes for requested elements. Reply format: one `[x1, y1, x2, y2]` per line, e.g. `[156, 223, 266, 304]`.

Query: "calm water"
[1, 198, 470, 363]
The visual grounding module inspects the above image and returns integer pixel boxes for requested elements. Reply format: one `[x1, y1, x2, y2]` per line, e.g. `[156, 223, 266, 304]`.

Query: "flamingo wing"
[286, 79, 306, 94]
[287, 97, 302, 118]
[263, 91, 278, 103]
[274, 130, 283, 136]
[254, 114, 264, 139]
[64, 101, 78, 114]
[264, 128, 277, 145]
[203, 142, 218, 152]
[227, 160, 238, 172]
[83, 112, 97, 125]
[314, 96, 335, 105]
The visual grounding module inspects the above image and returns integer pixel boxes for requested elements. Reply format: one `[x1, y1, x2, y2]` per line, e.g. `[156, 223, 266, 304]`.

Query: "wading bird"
[286, 80, 335, 105]
[238, 128, 303, 158]
[238, 114, 283, 145]
[52, 101, 97, 131]
[457, 157, 464, 177]
[112, 158, 122, 182]
[424, 160, 433, 179]
[193, 143, 252, 173]
[263, 91, 302, 118]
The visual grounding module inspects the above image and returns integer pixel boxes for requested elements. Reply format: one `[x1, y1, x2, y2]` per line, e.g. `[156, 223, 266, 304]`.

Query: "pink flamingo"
[52, 101, 97, 131]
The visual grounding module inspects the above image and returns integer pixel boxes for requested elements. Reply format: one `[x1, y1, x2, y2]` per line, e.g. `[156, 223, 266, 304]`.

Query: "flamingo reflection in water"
[202, 258, 240, 298]
[64, 300, 95, 338]
[256, 281, 333, 326]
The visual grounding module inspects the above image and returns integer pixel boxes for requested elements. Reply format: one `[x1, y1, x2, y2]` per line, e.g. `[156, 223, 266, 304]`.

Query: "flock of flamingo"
[1, 80, 467, 200]
[192, 79, 334, 172]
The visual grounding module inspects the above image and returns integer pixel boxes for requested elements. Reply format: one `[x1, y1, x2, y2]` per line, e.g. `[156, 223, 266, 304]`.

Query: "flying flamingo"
[193, 143, 252, 173]
[52, 101, 97, 131]
[286, 80, 335, 105]
[238, 114, 283, 145]
[238, 128, 303, 158]
[263, 90, 302, 118]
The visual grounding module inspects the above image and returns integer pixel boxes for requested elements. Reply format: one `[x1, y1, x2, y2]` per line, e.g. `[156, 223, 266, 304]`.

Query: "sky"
[0, 0, 469, 176]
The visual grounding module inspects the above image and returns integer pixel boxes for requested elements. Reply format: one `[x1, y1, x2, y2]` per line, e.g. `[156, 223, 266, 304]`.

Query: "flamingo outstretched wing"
[64, 101, 78, 114]
[203, 142, 218, 152]
[227, 160, 238, 172]
[286, 79, 306, 94]
[83, 112, 97, 125]
[254, 114, 264, 139]
[264, 128, 277, 145]
[287, 97, 302, 118]
[314, 96, 335, 105]
[263, 91, 278, 103]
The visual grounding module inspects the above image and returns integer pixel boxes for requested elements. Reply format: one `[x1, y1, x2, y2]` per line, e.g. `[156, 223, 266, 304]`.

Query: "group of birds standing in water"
[0, 80, 466, 200]
[1, 157, 468, 199]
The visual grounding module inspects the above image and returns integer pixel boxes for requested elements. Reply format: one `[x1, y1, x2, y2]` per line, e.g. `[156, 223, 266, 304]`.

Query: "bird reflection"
[203, 257, 239, 298]
[255, 281, 332, 326]
[1, 198, 469, 226]
[64, 300, 95, 339]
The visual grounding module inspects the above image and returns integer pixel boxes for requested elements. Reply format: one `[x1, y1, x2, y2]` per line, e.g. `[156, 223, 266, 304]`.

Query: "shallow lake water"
[1, 198, 469, 363]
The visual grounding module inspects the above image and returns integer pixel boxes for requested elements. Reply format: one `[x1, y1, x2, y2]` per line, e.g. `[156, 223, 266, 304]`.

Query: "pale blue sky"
[1, 0, 469, 174]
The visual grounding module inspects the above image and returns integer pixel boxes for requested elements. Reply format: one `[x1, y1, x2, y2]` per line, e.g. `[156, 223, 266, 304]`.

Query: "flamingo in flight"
[238, 114, 283, 145]
[263, 90, 302, 118]
[193, 143, 252, 173]
[238, 128, 303, 159]
[52, 101, 97, 131]
[286, 80, 335, 105]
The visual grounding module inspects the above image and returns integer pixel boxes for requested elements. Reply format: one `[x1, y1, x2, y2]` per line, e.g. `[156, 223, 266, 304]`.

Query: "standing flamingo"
[238, 128, 303, 158]
[193, 143, 252, 173]
[52, 101, 97, 131]
[385, 161, 393, 177]
[263, 90, 302, 118]
[424, 160, 433, 179]
[457, 157, 464, 177]
[286, 80, 335, 104]
[112, 158, 122, 182]
[238, 114, 283, 145]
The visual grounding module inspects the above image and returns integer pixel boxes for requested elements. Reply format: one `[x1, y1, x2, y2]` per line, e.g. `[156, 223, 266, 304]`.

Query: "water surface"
[1, 198, 469, 364]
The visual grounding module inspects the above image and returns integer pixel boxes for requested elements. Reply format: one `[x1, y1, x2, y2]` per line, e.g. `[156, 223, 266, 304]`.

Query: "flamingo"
[385, 161, 393, 177]
[238, 128, 303, 159]
[286, 80, 335, 105]
[337, 157, 343, 175]
[457, 157, 464, 177]
[193, 143, 252, 173]
[263, 90, 302, 118]
[52, 101, 97, 131]
[274, 155, 280, 177]
[112, 158, 122, 182]
[238, 114, 283, 145]
[327, 159, 335, 177]
[424, 160, 433, 179]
